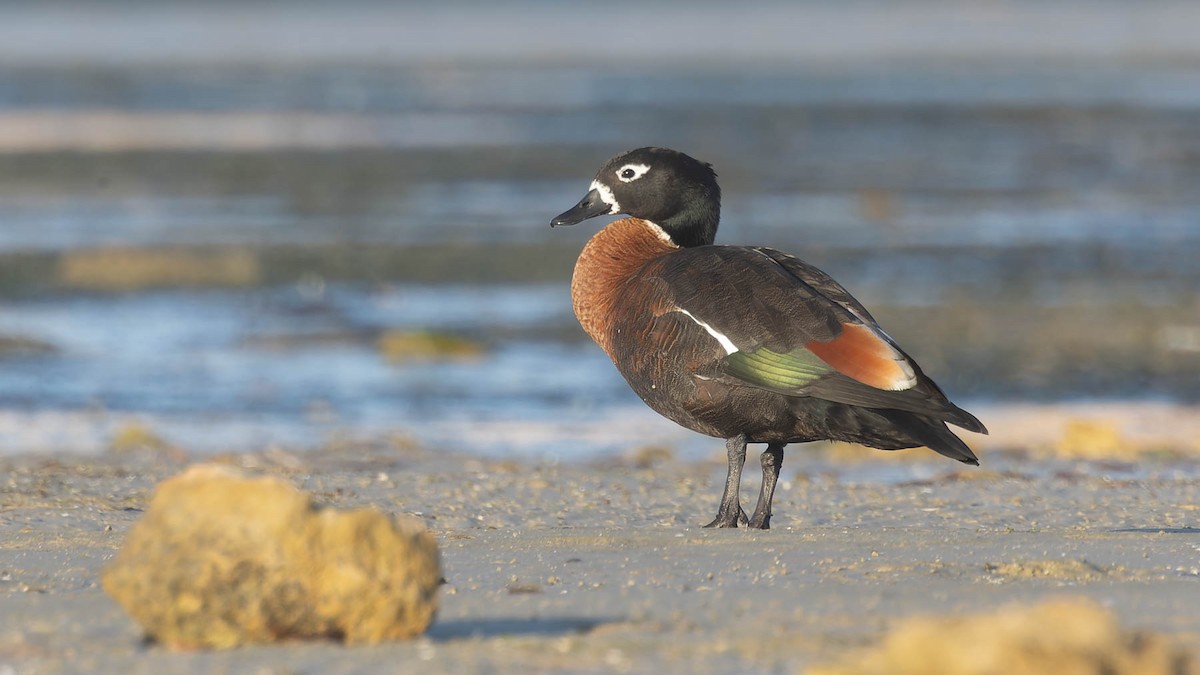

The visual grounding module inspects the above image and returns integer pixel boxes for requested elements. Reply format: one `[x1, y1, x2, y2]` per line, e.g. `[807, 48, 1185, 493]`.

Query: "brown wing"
[651, 245, 986, 433]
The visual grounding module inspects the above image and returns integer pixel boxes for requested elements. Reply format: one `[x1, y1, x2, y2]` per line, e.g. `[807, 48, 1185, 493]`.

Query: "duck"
[551, 147, 987, 529]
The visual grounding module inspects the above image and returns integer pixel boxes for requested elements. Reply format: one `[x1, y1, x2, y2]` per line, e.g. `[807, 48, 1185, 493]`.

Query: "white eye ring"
[616, 163, 651, 183]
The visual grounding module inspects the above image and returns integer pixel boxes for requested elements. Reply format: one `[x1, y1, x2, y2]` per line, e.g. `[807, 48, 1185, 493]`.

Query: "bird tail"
[944, 404, 988, 436]
[889, 411, 980, 465]
[814, 403, 981, 465]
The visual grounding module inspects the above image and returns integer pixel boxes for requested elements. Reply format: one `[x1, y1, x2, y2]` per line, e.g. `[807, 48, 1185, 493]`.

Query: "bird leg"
[704, 435, 749, 528]
[748, 444, 785, 529]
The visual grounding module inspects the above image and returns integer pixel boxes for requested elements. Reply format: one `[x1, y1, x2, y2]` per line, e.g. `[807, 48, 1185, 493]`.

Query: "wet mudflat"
[1, 434, 1196, 674]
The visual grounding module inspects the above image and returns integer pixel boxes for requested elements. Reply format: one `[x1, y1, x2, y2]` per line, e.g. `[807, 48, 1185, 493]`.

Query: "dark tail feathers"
[873, 409, 980, 465]
[915, 418, 980, 465]
[945, 404, 988, 436]
[818, 404, 981, 465]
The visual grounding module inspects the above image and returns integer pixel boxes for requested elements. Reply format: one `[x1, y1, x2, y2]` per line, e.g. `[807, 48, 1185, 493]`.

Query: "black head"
[550, 147, 721, 248]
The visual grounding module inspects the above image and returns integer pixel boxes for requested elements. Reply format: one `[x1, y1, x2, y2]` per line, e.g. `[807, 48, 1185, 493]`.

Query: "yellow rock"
[109, 422, 175, 454]
[809, 597, 1195, 675]
[377, 329, 484, 362]
[102, 464, 441, 649]
[58, 247, 260, 291]
[1056, 419, 1130, 459]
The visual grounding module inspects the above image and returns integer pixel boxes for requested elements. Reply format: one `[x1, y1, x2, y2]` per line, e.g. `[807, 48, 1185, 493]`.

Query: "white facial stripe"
[677, 309, 738, 355]
[616, 163, 651, 183]
[589, 179, 620, 215]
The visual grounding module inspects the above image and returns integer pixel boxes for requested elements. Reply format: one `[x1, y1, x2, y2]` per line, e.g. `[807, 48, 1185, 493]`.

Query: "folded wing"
[655, 245, 985, 433]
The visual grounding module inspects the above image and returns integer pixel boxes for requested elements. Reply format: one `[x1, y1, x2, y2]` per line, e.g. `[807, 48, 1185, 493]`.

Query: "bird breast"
[570, 218, 679, 358]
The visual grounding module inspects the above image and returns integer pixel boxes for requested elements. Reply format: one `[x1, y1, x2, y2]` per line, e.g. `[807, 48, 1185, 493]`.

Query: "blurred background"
[0, 1, 1197, 460]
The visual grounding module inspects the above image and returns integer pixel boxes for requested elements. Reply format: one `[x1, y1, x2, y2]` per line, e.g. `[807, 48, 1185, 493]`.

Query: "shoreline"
[3, 399, 1200, 463]
[1, 421, 1197, 673]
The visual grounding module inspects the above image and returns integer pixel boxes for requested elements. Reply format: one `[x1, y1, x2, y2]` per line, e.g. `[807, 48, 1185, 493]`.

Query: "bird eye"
[615, 163, 651, 183]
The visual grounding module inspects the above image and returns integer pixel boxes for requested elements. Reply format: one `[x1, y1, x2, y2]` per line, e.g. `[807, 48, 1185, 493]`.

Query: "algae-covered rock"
[58, 247, 261, 291]
[108, 422, 184, 460]
[102, 464, 441, 649]
[377, 329, 483, 362]
[1056, 418, 1130, 459]
[0, 334, 57, 357]
[809, 597, 1195, 675]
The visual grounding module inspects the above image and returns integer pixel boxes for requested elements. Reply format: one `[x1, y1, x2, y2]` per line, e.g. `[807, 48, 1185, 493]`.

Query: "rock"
[376, 329, 483, 363]
[1056, 418, 1130, 459]
[57, 247, 261, 291]
[809, 597, 1195, 675]
[108, 422, 186, 461]
[102, 464, 441, 649]
[0, 334, 57, 357]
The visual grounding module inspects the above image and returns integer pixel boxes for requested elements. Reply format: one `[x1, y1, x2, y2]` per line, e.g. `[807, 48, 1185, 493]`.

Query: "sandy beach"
[2, 407, 1197, 674]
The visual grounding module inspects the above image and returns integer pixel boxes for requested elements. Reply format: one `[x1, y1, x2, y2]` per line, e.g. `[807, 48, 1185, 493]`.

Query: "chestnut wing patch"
[806, 323, 917, 391]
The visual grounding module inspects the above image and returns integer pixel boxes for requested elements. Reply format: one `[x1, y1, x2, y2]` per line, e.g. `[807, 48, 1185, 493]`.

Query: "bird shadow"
[427, 616, 611, 641]
[1108, 526, 1200, 534]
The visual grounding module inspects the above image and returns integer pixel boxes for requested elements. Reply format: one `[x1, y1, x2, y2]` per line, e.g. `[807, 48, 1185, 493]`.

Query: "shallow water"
[0, 284, 697, 457]
[1, 6, 1198, 458]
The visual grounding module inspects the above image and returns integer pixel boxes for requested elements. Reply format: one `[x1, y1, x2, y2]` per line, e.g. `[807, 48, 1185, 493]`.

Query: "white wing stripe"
[676, 309, 738, 355]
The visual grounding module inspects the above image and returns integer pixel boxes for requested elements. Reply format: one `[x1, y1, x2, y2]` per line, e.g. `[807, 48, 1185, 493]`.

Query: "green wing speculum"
[724, 347, 832, 392]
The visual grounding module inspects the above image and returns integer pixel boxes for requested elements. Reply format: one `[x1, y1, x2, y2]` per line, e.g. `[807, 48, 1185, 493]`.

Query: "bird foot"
[703, 507, 749, 529]
[747, 511, 771, 530]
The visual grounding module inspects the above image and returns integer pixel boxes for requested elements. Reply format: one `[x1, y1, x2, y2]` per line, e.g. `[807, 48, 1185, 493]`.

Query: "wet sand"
[1, 412, 1198, 674]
